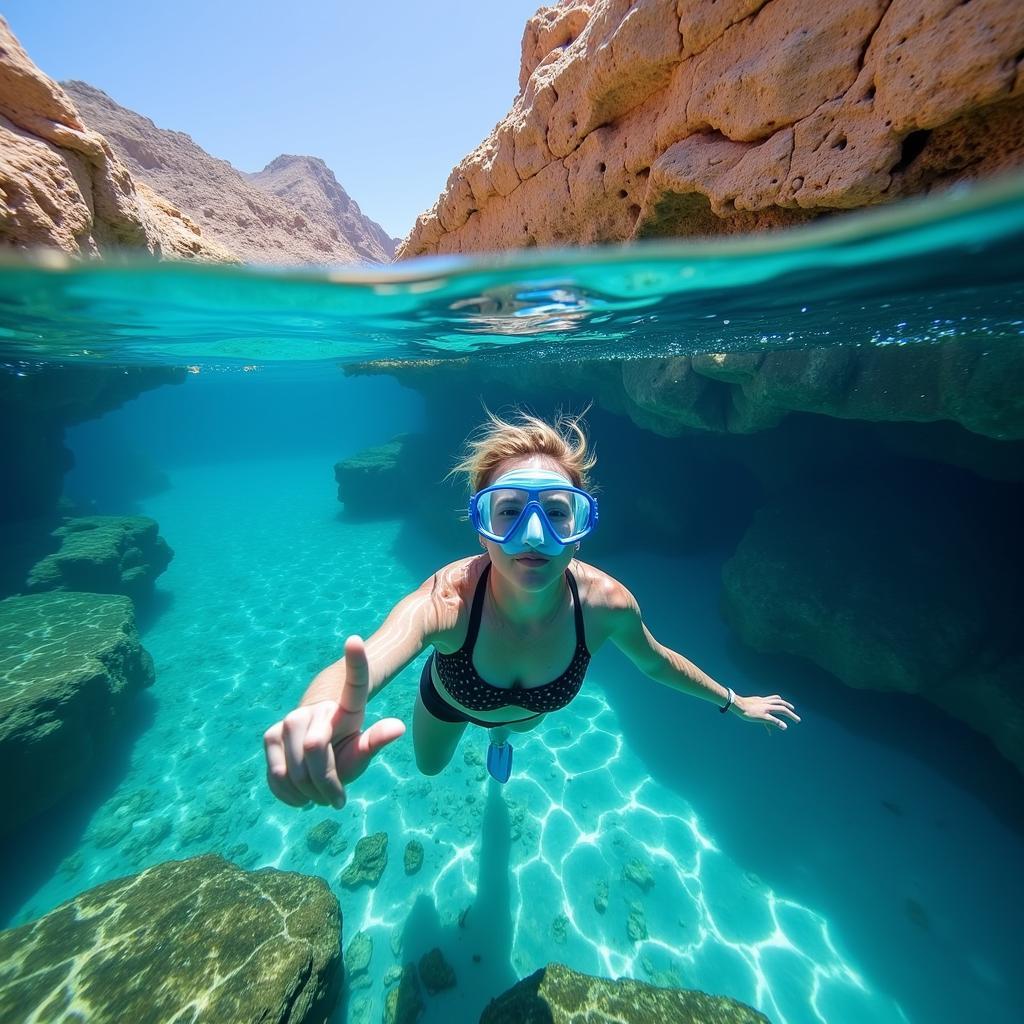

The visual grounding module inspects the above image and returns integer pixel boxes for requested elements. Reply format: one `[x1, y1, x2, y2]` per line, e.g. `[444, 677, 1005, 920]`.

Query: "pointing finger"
[337, 636, 371, 719]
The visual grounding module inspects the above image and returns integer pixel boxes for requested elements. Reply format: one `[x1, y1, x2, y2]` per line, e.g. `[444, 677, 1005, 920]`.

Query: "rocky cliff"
[0, 17, 231, 260]
[399, 0, 1024, 257]
[63, 81, 392, 265]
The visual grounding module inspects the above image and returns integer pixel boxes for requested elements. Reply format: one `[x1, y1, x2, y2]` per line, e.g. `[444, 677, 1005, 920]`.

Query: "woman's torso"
[427, 555, 618, 724]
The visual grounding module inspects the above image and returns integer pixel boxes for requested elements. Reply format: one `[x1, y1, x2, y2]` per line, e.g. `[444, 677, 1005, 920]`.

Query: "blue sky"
[4, 0, 543, 239]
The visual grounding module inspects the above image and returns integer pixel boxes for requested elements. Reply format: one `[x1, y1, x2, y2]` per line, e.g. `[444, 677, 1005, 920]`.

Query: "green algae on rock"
[334, 434, 443, 519]
[306, 817, 342, 853]
[27, 515, 173, 601]
[340, 831, 388, 889]
[0, 591, 154, 837]
[344, 930, 373, 978]
[479, 962, 772, 1024]
[417, 946, 456, 994]
[403, 839, 424, 875]
[383, 963, 424, 1024]
[0, 854, 342, 1023]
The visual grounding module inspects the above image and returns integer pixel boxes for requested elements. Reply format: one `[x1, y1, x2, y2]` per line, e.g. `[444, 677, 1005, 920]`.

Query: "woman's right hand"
[263, 636, 406, 809]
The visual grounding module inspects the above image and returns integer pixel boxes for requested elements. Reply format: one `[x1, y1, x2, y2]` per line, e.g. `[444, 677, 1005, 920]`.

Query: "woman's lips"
[516, 556, 548, 564]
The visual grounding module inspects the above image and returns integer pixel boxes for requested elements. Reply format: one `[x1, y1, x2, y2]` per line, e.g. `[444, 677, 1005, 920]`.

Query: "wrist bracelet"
[719, 687, 735, 714]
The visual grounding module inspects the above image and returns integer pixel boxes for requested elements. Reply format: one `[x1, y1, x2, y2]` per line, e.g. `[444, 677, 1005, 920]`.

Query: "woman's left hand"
[733, 694, 800, 733]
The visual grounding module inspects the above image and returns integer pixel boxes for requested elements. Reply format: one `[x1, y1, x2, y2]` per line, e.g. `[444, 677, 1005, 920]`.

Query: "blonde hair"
[445, 403, 598, 497]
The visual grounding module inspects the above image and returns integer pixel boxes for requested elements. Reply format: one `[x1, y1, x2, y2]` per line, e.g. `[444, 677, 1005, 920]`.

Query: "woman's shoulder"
[569, 559, 633, 612]
[420, 554, 487, 648]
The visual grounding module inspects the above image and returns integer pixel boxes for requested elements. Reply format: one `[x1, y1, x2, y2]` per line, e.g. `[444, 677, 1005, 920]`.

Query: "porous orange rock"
[0, 17, 232, 259]
[399, 0, 1024, 256]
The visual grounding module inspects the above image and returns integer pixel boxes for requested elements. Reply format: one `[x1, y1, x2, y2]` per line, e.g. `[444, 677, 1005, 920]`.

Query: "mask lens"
[479, 487, 591, 540]
[479, 488, 524, 536]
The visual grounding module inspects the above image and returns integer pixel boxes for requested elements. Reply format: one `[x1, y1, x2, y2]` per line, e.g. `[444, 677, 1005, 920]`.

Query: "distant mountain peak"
[61, 81, 394, 265]
[248, 155, 396, 261]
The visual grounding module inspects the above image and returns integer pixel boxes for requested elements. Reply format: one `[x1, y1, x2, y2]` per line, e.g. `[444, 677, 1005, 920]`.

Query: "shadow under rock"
[396, 780, 518, 1022]
[134, 585, 176, 634]
[0, 689, 158, 927]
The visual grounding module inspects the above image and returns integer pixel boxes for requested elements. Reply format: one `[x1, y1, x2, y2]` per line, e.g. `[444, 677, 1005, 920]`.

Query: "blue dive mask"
[468, 469, 599, 556]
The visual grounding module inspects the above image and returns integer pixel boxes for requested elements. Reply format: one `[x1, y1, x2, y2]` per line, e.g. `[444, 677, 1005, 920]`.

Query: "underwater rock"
[593, 879, 608, 914]
[0, 591, 154, 837]
[178, 813, 217, 847]
[121, 817, 172, 865]
[404, 839, 424, 875]
[626, 901, 647, 943]
[0, 854, 342, 1023]
[551, 914, 569, 945]
[306, 818, 342, 853]
[88, 818, 133, 850]
[344, 930, 373, 977]
[400, 0, 1024, 258]
[0, 364, 185, 526]
[334, 434, 455, 525]
[0, 18, 232, 260]
[351, 994, 372, 1024]
[418, 947, 456, 994]
[339, 831, 388, 889]
[622, 857, 655, 892]
[722, 476, 1024, 775]
[384, 964, 424, 1024]
[479, 962, 771, 1023]
[26, 516, 173, 601]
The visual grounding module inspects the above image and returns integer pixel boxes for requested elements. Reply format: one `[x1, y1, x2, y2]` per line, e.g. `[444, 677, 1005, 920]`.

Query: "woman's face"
[478, 456, 579, 587]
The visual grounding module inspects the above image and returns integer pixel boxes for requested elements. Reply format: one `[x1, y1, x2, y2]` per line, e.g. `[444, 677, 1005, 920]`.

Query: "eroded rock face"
[479, 962, 771, 1023]
[0, 364, 184, 524]
[0, 17, 232, 260]
[634, 337, 1024, 440]
[721, 474, 1024, 775]
[0, 855, 342, 1023]
[26, 515, 173, 600]
[64, 81, 390, 266]
[0, 591, 154, 835]
[400, 0, 1024, 256]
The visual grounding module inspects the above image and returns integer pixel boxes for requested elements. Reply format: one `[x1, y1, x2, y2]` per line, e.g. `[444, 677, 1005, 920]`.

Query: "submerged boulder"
[0, 854, 342, 1023]
[479, 962, 771, 1023]
[334, 434, 443, 518]
[722, 474, 1024, 774]
[0, 591, 154, 835]
[340, 831, 388, 889]
[26, 515, 173, 600]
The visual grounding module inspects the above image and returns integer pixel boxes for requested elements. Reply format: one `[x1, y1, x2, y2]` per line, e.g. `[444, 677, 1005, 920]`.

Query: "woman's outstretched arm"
[263, 572, 444, 809]
[607, 586, 800, 732]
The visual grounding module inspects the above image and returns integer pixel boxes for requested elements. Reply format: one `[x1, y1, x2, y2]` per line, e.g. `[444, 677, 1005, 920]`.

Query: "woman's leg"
[414, 657, 469, 775]
[488, 714, 546, 746]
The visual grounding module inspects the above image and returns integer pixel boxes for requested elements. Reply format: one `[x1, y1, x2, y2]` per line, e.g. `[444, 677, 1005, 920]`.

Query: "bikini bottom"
[418, 653, 543, 729]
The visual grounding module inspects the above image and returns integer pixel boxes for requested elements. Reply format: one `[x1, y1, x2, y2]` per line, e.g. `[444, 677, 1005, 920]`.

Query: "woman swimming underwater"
[263, 407, 800, 805]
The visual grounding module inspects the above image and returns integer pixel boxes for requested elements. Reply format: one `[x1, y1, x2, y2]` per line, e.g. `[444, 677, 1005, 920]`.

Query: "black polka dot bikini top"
[432, 561, 590, 713]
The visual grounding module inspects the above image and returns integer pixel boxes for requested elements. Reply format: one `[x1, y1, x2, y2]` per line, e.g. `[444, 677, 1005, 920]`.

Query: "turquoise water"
[1, 177, 1023, 1024]
[1, 174, 1023, 368]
